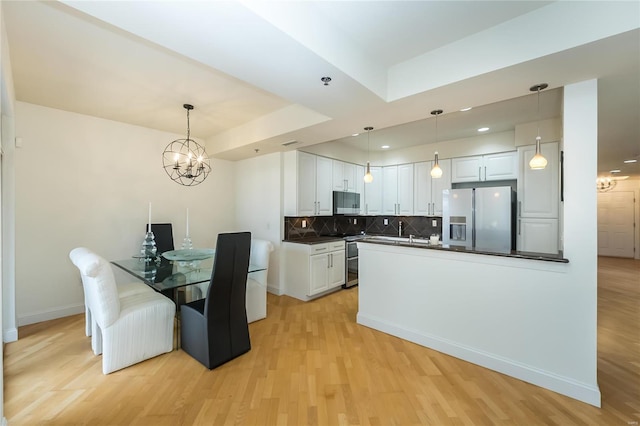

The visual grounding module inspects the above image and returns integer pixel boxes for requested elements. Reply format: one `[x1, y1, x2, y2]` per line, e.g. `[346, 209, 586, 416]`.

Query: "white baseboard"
[17, 303, 84, 327]
[3, 327, 17, 343]
[267, 285, 284, 296]
[357, 312, 601, 407]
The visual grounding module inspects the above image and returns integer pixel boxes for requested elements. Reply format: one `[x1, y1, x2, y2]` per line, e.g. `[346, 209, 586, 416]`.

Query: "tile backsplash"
[284, 215, 442, 240]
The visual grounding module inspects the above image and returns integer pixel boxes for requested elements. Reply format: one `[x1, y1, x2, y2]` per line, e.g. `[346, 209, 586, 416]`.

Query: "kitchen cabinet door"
[355, 165, 365, 214]
[397, 163, 414, 215]
[328, 250, 345, 289]
[333, 161, 357, 192]
[484, 151, 518, 181]
[382, 166, 398, 215]
[431, 158, 451, 215]
[517, 142, 559, 218]
[517, 218, 559, 254]
[451, 156, 483, 182]
[315, 155, 334, 216]
[364, 166, 383, 215]
[414, 159, 451, 215]
[414, 162, 432, 215]
[452, 152, 516, 182]
[297, 152, 317, 216]
[309, 253, 329, 296]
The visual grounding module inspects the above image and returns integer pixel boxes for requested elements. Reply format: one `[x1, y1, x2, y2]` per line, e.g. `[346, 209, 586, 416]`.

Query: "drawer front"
[309, 243, 330, 254]
[329, 241, 345, 251]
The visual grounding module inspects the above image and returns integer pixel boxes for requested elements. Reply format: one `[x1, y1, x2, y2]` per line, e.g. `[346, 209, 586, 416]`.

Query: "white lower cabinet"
[284, 241, 345, 301]
[517, 218, 559, 254]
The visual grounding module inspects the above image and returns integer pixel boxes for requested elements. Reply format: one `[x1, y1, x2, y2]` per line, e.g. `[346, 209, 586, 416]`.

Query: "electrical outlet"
[353, 218, 357, 225]
[302, 220, 307, 228]
[383, 218, 389, 225]
[432, 219, 437, 227]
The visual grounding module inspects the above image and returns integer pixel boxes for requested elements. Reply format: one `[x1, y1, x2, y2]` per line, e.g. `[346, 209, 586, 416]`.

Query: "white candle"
[148, 202, 151, 233]
[186, 208, 190, 237]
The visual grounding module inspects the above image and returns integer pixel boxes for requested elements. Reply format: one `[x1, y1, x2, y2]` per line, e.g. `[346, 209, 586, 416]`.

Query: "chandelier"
[596, 177, 616, 192]
[162, 104, 211, 186]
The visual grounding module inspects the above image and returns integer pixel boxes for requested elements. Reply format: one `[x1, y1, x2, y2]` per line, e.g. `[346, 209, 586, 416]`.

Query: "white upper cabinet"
[414, 159, 452, 216]
[363, 166, 383, 215]
[332, 160, 358, 192]
[451, 151, 517, 183]
[284, 151, 333, 216]
[517, 142, 559, 218]
[382, 164, 414, 215]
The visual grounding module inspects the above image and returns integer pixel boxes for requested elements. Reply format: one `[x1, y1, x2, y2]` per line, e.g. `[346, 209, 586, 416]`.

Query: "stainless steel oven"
[343, 236, 361, 288]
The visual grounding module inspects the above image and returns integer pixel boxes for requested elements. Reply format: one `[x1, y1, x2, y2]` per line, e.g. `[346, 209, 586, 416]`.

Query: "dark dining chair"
[147, 223, 174, 255]
[180, 231, 252, 369]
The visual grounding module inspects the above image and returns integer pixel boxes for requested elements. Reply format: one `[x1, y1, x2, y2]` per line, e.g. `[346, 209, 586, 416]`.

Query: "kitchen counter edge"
[358, 238, 569, 263]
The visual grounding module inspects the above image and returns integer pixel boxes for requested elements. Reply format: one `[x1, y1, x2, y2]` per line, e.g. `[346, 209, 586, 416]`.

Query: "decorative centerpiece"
[140, 202, 159, 263]
[181, 207, 193, 250]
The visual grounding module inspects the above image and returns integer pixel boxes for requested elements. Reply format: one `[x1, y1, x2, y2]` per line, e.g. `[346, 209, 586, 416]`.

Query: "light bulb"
[430, 164, 443, 178]
[363, 162, 373, 183]
[529, 137, 547, 170]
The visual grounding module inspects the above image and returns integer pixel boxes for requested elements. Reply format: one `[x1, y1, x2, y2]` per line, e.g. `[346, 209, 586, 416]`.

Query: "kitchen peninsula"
[356, 233, 597, 407]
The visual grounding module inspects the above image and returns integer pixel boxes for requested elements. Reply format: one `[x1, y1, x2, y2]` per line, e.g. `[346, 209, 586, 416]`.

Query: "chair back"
[204, 232, 251, 351]
[70, 249, 121, 328]
[147, 223, 174, 254]
[249, 239, 274, 287]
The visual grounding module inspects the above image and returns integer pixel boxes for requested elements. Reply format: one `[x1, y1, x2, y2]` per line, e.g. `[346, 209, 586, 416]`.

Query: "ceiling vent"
[281, 140, 299, 147]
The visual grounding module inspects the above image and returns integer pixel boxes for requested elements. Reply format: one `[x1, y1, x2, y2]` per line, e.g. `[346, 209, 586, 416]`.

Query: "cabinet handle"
[518, 219, 521, 235]
[478, 167, 481, 181]
[484, 166, 487, 181]
[518, 201, 521, 217]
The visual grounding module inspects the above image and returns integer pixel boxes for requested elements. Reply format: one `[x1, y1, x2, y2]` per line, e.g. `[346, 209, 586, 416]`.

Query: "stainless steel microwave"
[333, 191, 360, 215]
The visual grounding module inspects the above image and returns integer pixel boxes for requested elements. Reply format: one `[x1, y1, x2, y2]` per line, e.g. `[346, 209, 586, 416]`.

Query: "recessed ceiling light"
[623, 159, 637, 163]
[352, 133, 360, 137]
[460, 107, 472, 112]
[381, 145, 390, 149]
[610, 169, 621, 173]
[478, 127, 489, 132]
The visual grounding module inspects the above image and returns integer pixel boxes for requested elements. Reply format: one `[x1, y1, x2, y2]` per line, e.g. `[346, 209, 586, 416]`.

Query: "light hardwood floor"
[4, 256, 639, 425]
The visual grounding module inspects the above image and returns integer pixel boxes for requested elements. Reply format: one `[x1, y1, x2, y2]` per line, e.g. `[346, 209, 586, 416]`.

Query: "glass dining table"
[111, 255, 264, 304]
[112, 254, 264, 349]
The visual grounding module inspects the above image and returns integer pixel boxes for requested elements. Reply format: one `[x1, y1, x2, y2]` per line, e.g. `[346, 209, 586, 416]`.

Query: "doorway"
[598, 191, 635, 258]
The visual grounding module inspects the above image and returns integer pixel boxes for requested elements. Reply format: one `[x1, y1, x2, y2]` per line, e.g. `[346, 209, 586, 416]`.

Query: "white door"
[297, 152, 317, 216]
[413, 162, 432, 215]
[431, 158, 451, 215]
[484, 151, 518, 181]
[364, 166, 383, 215]
[397, 163, 414, 215]
[598, 191, 635, 258]
[451, 156, 482, 182]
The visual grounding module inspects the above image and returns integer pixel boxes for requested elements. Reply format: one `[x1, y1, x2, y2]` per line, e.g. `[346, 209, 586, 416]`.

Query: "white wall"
[234, 152, 284, 294]
[14, 102, 236, 325]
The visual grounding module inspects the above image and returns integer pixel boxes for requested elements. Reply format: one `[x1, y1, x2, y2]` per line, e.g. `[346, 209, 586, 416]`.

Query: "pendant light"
[529, 84, 548, 170]
[363, 126, 374, 183]
[162, 104, 212, 186]
[430, 109, 443, 178]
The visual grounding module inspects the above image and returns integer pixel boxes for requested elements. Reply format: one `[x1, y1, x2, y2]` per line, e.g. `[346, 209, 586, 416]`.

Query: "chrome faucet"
[398, 221, 403, 237]
[409, 234, 415, 243]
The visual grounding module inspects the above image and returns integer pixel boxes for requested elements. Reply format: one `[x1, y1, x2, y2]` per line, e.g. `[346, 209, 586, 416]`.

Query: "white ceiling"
[3, 1, 639, 177]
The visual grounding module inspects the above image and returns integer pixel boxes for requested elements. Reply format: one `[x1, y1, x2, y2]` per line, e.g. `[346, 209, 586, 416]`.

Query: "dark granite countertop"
[358, 236, 569, 263]
[283, 236, 346, 245]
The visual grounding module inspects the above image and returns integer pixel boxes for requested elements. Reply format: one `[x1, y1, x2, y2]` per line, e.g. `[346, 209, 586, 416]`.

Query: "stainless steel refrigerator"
[442, 186, 513, 251]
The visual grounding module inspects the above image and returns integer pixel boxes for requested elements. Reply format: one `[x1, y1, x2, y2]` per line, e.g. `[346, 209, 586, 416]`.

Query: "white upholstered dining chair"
[69, 248, 175, 374]
[70, 247, 156, 355]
